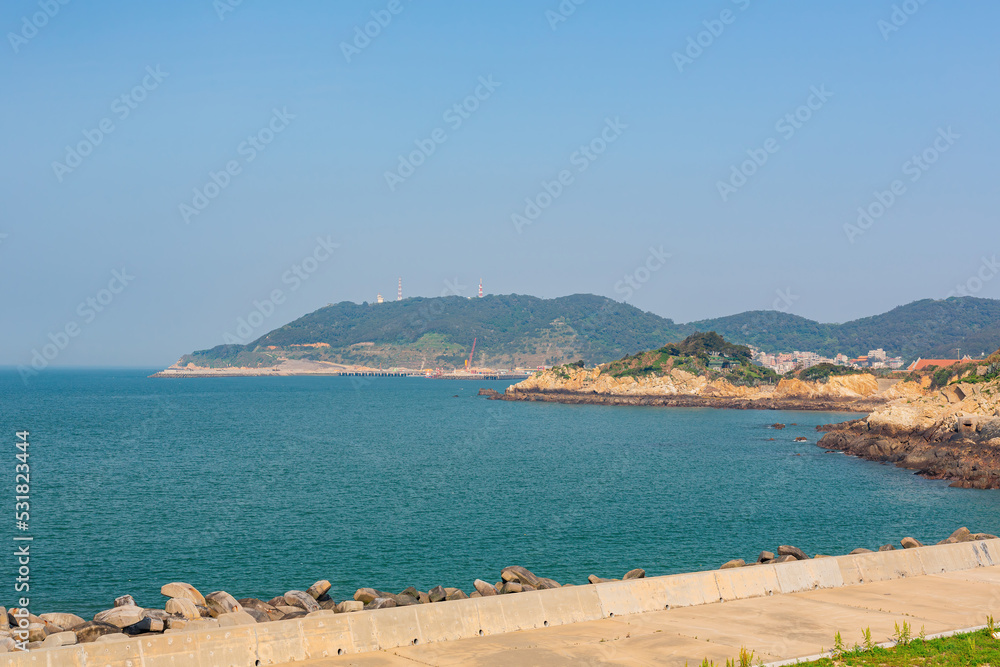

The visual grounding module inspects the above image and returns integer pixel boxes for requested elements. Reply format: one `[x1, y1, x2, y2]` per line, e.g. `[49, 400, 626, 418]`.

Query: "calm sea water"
[1, 369, 998, 617]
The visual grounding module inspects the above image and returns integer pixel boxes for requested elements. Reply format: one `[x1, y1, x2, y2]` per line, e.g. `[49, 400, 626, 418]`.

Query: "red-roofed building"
[906, 357, 972, 372]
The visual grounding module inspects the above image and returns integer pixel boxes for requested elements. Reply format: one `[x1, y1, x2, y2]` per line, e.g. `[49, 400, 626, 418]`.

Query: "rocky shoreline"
[4, 527, 995, 654]
[482, 387, 883, 413]
[817, 418, 1000, 489]
[816, 380, 1000, 489]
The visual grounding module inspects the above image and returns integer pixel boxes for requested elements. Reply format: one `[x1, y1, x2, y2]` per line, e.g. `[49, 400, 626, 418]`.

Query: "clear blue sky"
[2, 0, 998, 367]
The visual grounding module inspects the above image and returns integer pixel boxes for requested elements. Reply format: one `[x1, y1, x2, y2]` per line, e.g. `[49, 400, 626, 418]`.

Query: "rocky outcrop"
[817, 378, 1000, 488]
[493, 366, 912, 412]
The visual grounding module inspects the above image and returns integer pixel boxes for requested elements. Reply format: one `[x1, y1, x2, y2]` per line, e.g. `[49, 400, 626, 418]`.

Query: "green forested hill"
[184, 294, 688, 369]
[180, 295, 1000, 369]
[690, 298, 1000, 359]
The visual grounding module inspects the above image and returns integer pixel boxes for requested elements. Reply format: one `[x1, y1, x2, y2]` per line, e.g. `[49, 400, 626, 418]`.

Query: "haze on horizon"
[2, 0, 998, 367]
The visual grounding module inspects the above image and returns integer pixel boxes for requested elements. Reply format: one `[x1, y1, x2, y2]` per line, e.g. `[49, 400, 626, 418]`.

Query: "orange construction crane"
[465, 337, 477, 371]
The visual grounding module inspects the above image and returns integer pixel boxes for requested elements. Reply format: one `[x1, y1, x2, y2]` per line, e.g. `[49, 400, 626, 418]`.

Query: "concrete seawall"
[8, 539, 999, 666]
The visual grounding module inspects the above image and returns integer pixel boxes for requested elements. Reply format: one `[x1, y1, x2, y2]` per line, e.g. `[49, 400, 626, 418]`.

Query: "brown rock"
[773, 555, 797, 563]
[42, 630, 77, 647]
[587, 575, 617, 584]
[946, 527, 972, 543]
[720, 559, 746, 569]
[417, 591, 431, 604]
[354, 588, 379, 604]
[165, 598, 200, 620]
[474, 580, 498, 596]
[850, 548, 873, 554]
[280, 610, 308, 619]
[306, 580, 332, 600]
[777, 545, 808, 560]
[283, 591, 321, 613]
[364, 598, 397, 610]
[501, 566, 542, 587]
[879, 544, 896, 551]
[623, 568, 646, 580]
[445, 588, 468, 601]
[205, 591, 242, 617]
[73, 621, 122, 643]
[94, 606, 143, 628]
[267, 596, 286, 607]
[499, 581, 522, 594]
[275, 605, 301, 616]
[27, 622, 51, 642]
[114, 595, 137, 608]
[900, 537, 924, 549]
[336, 600, 364, 613]
[142, 609, 171, 621]
[122, 617, 165, 635]
[428, 586, 447, 603]
[160, 582, 206, 606]
[394, 593, 420, 606]
[319, 599, 338, 610]
[39, 612, 85, 630]
[242, 608, 270, 623]
[537, 577, 562, 589]
[757, 551, 775, 563]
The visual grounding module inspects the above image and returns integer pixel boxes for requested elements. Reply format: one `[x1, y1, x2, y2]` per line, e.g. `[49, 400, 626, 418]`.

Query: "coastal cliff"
[818, 377, 1000, 488]
[495, 360, 922, 412]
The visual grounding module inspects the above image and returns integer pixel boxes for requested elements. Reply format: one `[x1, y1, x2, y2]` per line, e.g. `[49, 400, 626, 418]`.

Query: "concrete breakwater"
[2, 527, 997, 663]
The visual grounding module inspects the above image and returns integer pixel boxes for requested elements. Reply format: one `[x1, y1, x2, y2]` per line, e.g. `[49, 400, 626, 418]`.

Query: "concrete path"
[294, 566, 1000, 666]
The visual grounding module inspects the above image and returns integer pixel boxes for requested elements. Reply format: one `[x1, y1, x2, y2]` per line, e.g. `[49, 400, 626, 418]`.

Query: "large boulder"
[114, 595, 137, 608]
[354, 588, 379, 604]
[777, 545, 808, 560]
[536, 577, 562, 589]
[307, 580, 332, 600]
[428, 586, 447, 603]
[879, 544, 896, 551]
[239, 598, 282, 621]
[283, 591, 321, 613]
[142, 609, 171, 621]
[27, 622, 51, 642]
[39, 612, 85, 630]
[501, 566, 542, 587]
[336, 600, 363, 613]
[445, 588, 468, 601]
[42, 630, 77, 647]
[94, 606, 144, 628]
[123, 617, 166, 635]
[160, 582, 205, 606]
[757, 551, 775, 563]
[623, 569, 646, 580]
[73, 621, 122, 643]
[499, 581, 522, 594]
[900, 537, 924, 549]
[242, 608, 270, 623]
[850, 548, 873, 554]
[364, 598, 397, 610]
[474, 580, 498, 596]
[165, 598, 201, 620]
[720, 559, 746, 570]
[205, 591, 243, 617]
[588, 575, 617, 584]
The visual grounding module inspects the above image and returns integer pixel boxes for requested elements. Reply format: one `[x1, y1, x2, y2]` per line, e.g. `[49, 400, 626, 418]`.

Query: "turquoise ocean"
[1, 369, 998, 616]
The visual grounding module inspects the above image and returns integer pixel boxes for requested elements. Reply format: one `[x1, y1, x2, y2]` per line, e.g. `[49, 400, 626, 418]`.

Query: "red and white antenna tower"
[397, 277, 402, 301]
[478, 279, 483, 298]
